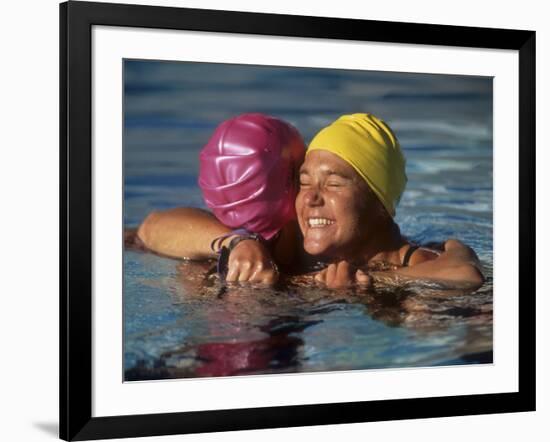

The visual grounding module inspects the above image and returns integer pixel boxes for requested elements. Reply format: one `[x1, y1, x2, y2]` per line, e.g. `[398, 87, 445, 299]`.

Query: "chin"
[304, 241, 338, 258]
[303, 241, 326, 256]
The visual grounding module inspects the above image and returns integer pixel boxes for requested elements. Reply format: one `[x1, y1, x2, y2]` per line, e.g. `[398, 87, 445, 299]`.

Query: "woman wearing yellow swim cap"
[297, 113, 483, 288]
[298, 113, 405, 258]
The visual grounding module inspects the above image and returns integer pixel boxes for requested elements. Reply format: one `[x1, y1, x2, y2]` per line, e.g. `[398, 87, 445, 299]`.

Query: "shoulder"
[401, 239, 477, 267]
[410, 248, 439, 265]
[394, 239, 484, 289]
[444, 239, 473, 251]
[398, 239, 475, 267]
[405, 245, 440, 266]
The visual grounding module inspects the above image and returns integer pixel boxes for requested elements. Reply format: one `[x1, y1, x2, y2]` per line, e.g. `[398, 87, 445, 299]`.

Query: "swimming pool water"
[123, 60, 493, 379]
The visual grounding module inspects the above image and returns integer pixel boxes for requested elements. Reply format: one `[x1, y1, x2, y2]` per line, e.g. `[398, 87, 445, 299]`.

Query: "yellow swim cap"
[307, 113, 407, 217]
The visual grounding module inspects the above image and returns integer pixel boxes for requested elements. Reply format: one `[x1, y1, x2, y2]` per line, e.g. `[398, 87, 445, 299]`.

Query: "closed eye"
[299, 172, 311, 187]
[326, 176, 349, 187]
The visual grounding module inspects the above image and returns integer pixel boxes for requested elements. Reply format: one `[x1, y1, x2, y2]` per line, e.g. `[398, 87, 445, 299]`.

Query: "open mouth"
[307, 217, 335, 228]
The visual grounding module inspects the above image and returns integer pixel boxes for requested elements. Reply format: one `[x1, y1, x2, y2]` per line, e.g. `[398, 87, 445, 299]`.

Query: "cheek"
[333, 194, 363, 223]
[295, 193, 306, 226]
[295, 193, 303, 216]
[332, 195, 370, 238]
[354, 199, 382, 233]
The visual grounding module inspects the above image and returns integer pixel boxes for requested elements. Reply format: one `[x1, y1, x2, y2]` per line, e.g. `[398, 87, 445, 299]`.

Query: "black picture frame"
[60, 1, 536, 440]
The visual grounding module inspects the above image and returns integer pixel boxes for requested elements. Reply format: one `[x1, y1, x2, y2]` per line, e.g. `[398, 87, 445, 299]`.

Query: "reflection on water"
[125, 256, 492, 380]
[123, 60, 493, 380]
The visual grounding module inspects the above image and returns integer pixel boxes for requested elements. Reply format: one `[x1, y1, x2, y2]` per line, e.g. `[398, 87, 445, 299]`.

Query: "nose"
[302, 186, 324, 207]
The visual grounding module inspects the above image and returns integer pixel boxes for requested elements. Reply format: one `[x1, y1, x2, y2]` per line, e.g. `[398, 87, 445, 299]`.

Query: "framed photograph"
[60, 0, 535, 440]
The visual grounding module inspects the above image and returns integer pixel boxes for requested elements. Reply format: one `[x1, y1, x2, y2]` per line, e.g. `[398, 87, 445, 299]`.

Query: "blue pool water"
[123, 60, 493, 380]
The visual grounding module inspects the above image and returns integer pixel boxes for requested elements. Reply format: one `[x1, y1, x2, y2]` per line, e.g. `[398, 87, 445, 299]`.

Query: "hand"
[226, 239, 279, 285]
[314, 260, 371, 289]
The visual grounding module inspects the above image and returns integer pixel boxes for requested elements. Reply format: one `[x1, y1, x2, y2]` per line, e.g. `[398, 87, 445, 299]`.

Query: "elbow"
[456, 263, 485, 290]
[442, 240, 484, 289]
[137, 211, 159, 248]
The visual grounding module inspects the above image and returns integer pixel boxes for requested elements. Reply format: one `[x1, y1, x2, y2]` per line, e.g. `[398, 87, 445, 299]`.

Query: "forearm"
[370, 265, 483, 290]
[137, 207, 231, 260]
[314, 241, 485, 291]
[371, 240, 485, 290]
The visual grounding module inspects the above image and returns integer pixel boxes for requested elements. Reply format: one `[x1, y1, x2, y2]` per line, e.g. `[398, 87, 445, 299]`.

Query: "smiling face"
[295, 150, 386, 259]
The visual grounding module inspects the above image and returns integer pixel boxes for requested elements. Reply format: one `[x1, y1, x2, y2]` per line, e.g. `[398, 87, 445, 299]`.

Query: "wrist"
[227, 233, 265, 252]
[217, 234, 240, 250]
[210, 229, 266, 254]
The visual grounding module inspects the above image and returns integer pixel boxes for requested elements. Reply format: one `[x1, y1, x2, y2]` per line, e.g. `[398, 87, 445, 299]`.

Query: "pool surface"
[123, 60, 493, 380]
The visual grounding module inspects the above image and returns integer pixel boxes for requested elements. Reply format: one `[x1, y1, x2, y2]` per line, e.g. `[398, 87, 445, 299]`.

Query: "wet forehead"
[300, 150, 357, 178]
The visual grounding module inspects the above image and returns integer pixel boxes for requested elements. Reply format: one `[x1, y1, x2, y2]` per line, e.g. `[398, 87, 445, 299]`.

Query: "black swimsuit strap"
[402, 244, 420, 267]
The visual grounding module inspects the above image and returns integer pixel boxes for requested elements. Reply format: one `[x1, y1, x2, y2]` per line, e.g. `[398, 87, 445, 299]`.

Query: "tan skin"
[297, 150, 484, 289]
[135, 150, 484, 290]
[136, 207, 298, 284]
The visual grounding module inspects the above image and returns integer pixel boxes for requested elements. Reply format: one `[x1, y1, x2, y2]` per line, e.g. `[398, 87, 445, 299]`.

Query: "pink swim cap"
[198, 113, 305, 240]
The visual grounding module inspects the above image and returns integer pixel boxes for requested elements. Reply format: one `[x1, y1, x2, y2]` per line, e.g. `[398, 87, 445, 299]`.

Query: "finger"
[225, 261, 240, 282]
[260, 268, 279, 285]
[226, 257, 251, 282]
[325, 263, 338, 287]
[245, 260, 278, 285]
[355, 269, 371, 286]
[315, 268, 327, 283]
[249, 262, 270, 282]
[237, 261, 253, 282]
[334, 260, 352, 287]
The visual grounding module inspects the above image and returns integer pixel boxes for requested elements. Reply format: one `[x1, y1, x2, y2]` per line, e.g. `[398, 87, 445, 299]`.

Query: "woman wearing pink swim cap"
[135, 113, 306, 284]
[198, 113, 304, 241]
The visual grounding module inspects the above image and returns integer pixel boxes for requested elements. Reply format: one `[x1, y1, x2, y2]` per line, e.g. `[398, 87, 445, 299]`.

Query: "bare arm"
[315, 239, 484, 290]
[137, 207, 230, 260]
[135, 207, 298, 285]
[375, 239, 484, 289]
